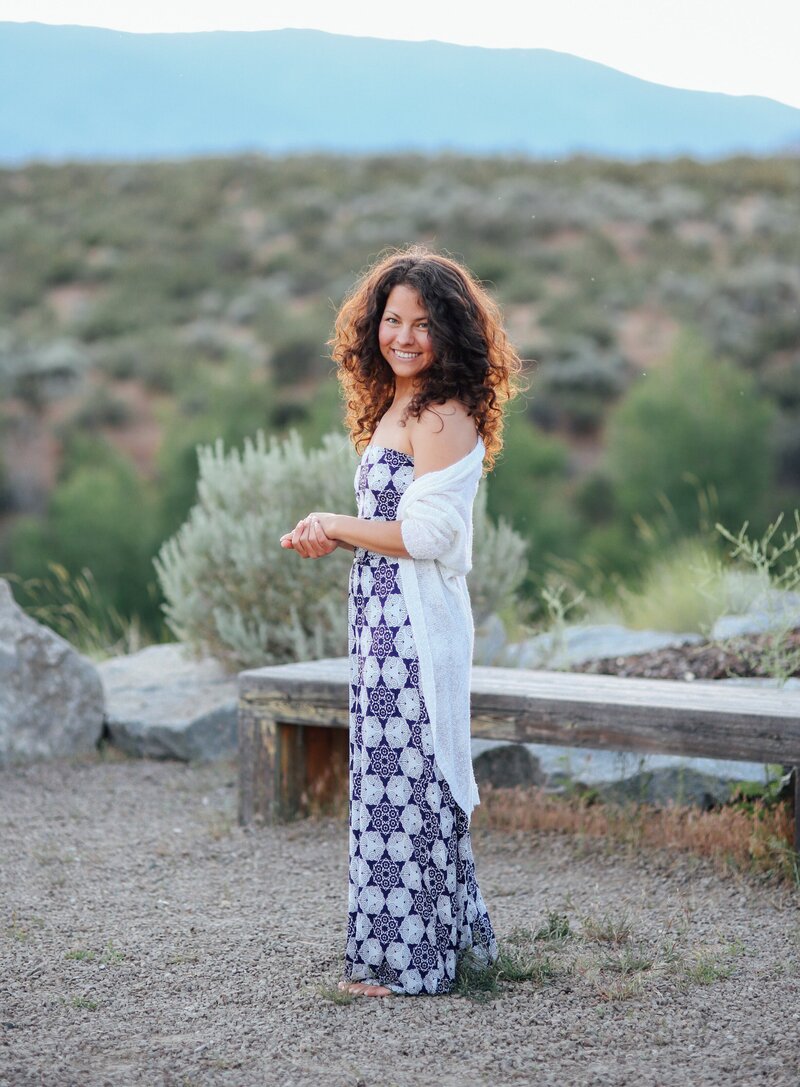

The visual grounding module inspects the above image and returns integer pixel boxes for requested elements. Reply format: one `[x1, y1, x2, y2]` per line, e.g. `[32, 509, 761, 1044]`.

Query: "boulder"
[594, 765, 742, 810]
[0, 578, 104, 766]
[473, 742, 545, 789]
[472, 612, 507, 666]
[98, 643, 237, 761]
[472, 740, 775, 809]
[711, 588, 800, 639]
[503, 623, 704, 669]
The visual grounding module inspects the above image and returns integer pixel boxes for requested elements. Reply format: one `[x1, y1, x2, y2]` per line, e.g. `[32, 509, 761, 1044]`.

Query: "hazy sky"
[5, 1, 800, 110]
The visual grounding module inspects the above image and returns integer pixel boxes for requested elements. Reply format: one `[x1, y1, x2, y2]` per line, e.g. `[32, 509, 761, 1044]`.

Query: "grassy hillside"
[1, 153, 799, 638]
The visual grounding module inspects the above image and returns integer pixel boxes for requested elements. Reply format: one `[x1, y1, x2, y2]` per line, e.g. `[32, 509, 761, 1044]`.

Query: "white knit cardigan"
[395, 435, 486, 823]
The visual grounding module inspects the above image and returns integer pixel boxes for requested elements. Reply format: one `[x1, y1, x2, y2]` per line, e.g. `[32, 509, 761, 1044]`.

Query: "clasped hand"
[280, 511, 338, 559]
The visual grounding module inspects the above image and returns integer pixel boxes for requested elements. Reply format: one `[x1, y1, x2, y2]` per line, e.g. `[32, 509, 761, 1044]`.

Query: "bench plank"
[238, 657, 800, 845]
[239, 657, 800, 761]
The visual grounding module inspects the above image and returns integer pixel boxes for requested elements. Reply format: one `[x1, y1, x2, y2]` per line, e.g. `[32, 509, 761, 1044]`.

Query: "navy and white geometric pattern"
[344, 443, 498, 995]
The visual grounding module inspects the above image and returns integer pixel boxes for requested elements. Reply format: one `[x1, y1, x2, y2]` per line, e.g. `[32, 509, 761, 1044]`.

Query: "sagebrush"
[155, 429, 528, 670]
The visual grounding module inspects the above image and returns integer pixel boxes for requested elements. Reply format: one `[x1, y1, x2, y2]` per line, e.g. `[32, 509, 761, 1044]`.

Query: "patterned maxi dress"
[344, 443, 498, 995]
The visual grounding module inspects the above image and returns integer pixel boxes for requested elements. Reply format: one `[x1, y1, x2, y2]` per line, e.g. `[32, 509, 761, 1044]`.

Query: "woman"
[280, 246, 523, 996]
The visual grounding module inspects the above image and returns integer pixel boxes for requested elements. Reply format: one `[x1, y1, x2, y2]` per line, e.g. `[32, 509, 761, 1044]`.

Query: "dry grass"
[304, 767, 798, 890]
[470, 783, 798, 887]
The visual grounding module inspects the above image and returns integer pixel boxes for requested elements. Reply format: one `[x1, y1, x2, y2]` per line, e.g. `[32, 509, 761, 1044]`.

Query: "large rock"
[472, 612, 508, 666]
[711, 588, 800, 639]
[0, 578, 104, 766]
[594, 766, 742, 810]
[503, 623, 704, 669]
[473, 742, 545, 789]
[98, 643, 238, 761]
[471, 738, 776, 808]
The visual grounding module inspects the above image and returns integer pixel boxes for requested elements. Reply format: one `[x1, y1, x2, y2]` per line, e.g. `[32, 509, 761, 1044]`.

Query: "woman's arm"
[328, 514, 411, 559]
[283, 403, 478, 561]
[280, 514, 407, 558]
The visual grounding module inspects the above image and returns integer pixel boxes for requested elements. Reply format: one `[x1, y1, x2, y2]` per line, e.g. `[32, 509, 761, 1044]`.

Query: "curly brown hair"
[329, 245, 526, 474]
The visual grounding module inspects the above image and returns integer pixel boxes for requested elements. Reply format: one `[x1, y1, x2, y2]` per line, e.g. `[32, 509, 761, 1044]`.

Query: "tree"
[10, 450, 161, 630]
[606, 326, 775, 542]
[485, 406, 581, 599]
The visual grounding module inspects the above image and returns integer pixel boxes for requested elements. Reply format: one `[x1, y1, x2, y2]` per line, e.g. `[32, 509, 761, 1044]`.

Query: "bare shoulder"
[409, 399, 478, 473]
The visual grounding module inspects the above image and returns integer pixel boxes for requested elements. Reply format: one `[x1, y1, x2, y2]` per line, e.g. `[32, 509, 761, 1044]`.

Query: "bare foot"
[338, 980, 394, 997]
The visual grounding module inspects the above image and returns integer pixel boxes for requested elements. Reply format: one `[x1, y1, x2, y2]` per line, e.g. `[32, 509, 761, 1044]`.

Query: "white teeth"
[394, 350, 419, 359]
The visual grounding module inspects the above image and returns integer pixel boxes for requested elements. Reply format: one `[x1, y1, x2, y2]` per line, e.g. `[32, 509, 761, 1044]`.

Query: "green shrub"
[269, 334, 328, 385]
[69, 385, 133, 430]
[154, 429, 529, 670]
[711, 508, 800, 684]
[470, 483, 529, 625]
[154, 430, 363, 670]
[574, 472, 617, 525]
[154, 367, 286, 541]
[773, 411, 800, 489]
[0, 448, 11, 514]
[581, 536, 732, 634]
[9, 453, 161, 630]
[485, 408, 581, 599]
[606, 326, 775, 540]
[760, 356, 800, 411]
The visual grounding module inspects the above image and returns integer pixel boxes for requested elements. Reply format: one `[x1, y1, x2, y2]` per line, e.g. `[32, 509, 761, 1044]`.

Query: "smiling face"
[378, 283, 436, 391]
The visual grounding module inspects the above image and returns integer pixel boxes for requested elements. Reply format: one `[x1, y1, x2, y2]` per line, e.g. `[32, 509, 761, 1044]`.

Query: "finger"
[296, 519, 315, 557]
[310, 519, 328, 557]
[291, 519, 309, 549]
[316, 520, 336, 554]
[304, 520, 318, 556]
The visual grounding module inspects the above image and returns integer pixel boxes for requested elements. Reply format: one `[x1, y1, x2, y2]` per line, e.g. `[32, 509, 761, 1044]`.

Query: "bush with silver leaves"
[155, 429, 528, 671]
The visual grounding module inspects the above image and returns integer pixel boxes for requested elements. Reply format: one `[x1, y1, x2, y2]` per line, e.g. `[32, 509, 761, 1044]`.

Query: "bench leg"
[303, 726, 349, 814]
[238, 704, 278, 825]
[238, 703, 348, 825]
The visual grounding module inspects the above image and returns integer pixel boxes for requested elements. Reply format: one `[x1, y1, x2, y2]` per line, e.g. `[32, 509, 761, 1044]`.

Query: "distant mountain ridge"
[1, 22, 799, 163]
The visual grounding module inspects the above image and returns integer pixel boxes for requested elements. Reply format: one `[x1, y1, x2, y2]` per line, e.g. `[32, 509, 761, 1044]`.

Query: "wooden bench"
[237, 656, 800, 856]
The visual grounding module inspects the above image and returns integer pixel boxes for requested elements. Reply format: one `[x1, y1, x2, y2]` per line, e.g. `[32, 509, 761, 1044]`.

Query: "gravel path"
[2, 751, 800, 1087]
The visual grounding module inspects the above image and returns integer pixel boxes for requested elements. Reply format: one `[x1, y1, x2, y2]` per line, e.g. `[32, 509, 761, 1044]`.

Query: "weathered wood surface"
[239, 657, 800, 764]
[238, 655, 800, 842]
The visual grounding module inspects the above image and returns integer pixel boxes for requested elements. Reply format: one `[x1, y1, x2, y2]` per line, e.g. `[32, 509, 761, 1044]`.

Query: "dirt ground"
[2, 750, 800, 1087]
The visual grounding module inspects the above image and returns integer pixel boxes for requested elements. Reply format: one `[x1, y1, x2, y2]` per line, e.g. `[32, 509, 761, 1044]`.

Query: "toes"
[338, 980, 392, 996]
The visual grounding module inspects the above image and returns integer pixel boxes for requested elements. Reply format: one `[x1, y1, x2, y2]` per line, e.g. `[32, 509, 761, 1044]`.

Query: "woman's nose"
[397, 324, 415, 343]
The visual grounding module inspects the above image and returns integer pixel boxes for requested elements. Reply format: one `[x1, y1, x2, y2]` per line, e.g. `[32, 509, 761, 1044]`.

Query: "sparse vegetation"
[1, 154, 798, 638]
[711, 508, 800, 684]
[320, 904, 759, 1004]
[470, 781, 799, 887]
